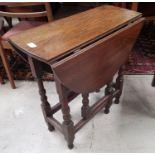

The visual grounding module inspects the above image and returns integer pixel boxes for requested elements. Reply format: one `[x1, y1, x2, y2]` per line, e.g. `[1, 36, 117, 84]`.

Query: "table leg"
[104, 81, 114, 114]
[28, 57, 54, 131]
[81, 93, 91, 119]
[56, 81, 75, 149]
[114, 68, 124, 104]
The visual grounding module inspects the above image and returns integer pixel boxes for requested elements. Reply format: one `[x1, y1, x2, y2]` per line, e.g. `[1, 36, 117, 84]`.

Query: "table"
[9, 5, 144, 149]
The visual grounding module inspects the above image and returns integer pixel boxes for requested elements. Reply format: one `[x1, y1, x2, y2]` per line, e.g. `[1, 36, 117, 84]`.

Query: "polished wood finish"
[52, 19, 144, 93]
[9, 5, 141, 62]
[9, 6, 144, 148]
[0, 2, 53, 89]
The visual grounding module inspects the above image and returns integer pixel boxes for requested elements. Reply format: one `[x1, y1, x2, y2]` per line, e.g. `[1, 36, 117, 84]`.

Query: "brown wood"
[0, 2, 45, 7]
[0, 2, 53, 89]
[81, 93, 90, 119]
[47, 116, 63, 133]
[0, 42, 15, 89]
[45, 2, 53, 22]
[9, 5, 142, 63]
[55, 80, 75, 149]
[1, 11, 48, 18]
[75, 94, 110, 133]
[104, 81, 114, 114]
[0, 2, 53, 21]
[50, 91, 78, 114]
[114, 68, 124, 104]
[131, 2, 138, 11]
[9, 5, 144, 149]
[75, 89, 120, 133]
[28, 56, 55, 131]
[52, 19, 144, 93]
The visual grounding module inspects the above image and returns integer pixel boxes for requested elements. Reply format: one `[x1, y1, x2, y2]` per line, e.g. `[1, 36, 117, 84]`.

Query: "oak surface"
[9, 5, 141, 63]
[52, 18, 144, 93]
[8, 5, 144, 148]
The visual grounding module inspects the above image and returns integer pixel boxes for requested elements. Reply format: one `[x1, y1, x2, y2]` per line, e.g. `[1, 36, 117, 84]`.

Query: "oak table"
[9, 5, 144, 149]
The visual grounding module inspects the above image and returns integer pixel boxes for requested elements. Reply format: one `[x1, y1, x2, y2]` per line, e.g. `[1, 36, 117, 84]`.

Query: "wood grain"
[8, 5, 144, 148]
[9, 5, 142, 63]
[52, 18, 144, 93]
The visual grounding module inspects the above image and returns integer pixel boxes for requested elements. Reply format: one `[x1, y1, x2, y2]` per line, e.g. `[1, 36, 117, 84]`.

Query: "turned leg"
[0, 44, 15, 89]
[28, 57, 54, 131]
[56, 81, 75, 149]
[81, 93, 91, 119]
[114, 68, 124, 104]
[104, 81, 114, 114]
[37, 78, 55, 131]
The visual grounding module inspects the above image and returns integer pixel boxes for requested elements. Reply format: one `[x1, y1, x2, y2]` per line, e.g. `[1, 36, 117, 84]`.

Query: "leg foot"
[56, 82, 75, 149]
[48, 123, 55, 132]
[114, 97, 120, 104]
[104, 82, 113, 114]
[104, 108, 110, 114]
[68, 144, 74, 149]
[41, 103, 55, 132]
[63, 119, 74, 150]
[114, 68, 124, 104]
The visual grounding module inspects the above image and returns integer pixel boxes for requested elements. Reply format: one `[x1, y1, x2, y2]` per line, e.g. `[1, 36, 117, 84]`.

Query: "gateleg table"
[9, 5, 144, 149]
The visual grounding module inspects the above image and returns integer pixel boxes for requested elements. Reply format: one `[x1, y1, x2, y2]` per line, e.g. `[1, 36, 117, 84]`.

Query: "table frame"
[9, 6, 144, 149]
[28, 56, 123, 149]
